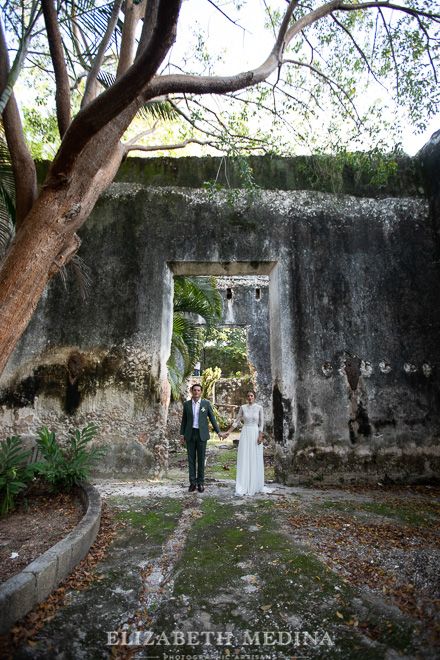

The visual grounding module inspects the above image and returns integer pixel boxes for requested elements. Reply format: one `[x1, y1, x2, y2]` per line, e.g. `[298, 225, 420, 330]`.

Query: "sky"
[10, 0, 440, 157]
[174, 0, 439, 156]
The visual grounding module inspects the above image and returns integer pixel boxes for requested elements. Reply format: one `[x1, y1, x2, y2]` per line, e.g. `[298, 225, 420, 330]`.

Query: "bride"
[225, 390, 264, 496]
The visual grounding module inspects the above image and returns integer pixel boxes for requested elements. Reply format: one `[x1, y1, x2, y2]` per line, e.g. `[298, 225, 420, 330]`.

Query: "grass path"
[7, 474, 439, 660]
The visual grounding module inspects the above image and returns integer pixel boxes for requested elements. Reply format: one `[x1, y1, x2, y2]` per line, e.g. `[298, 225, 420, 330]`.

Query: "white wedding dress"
[232, 403, 265, 496]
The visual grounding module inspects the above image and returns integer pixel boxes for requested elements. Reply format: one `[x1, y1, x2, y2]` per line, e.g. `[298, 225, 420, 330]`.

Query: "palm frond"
[60, 0, 121, 64]
[96, 70, 116, 89]
[0, 122, 15, 257]
[168, 276, 221, 400]
[137, 101, 179, 123]
[96, 77, 178, 126]
[69, 254, 92, 301]
[173, 276, 222, 324]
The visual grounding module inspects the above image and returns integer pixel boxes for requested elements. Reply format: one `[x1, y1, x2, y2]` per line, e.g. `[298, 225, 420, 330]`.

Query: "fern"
[35, 423, 105, 491]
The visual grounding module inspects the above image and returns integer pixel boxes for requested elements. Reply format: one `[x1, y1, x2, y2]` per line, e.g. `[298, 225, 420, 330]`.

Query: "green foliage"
[0, 436, 34, 515]
[35, 423, 105, 492]
[3, 0, 440, 162]
[23, 107, 60, 159]
[173, 276, 222, 320]
[291, 147, 404, 194]
[203, 327, 249, 377]
[168, 277, 222, 400]
[199, 367, 230, 430]
[203, 155, 261, 207]
[0, 122, 15, 257]
[200, 366, 222, 400]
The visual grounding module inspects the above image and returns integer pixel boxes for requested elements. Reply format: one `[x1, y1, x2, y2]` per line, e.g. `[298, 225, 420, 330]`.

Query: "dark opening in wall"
[226, 288, 233, 300]
[272, 384, 284, 444]
[65, 379, 81, 415]
[255, 288, 261, 300]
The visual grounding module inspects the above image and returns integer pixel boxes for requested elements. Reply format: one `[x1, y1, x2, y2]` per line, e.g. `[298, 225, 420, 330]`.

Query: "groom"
[180, 383, 224, 492]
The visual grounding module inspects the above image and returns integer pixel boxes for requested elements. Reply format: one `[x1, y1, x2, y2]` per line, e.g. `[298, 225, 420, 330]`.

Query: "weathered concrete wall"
[1, 145, 440, 483]
[55, 153, 424, 197]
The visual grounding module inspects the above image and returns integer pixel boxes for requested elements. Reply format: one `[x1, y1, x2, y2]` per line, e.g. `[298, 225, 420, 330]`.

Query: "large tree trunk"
[0, 191, 73, 373]
[0, 121, 128, 376]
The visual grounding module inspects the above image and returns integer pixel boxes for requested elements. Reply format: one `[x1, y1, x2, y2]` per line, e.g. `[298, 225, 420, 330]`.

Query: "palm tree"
[168, 276, 222, 400]
[0, 122, 15, 261]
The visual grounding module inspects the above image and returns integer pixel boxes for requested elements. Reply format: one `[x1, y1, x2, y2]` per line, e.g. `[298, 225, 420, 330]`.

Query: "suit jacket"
[180, 398, 220, 442]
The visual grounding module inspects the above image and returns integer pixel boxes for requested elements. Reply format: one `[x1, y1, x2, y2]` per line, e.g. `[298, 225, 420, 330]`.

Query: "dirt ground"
[1, 438, 439, 659]
[0, 489, 84, 584]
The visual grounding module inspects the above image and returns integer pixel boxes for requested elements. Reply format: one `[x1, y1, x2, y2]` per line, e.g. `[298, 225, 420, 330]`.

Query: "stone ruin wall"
[1, 137, 440, 484]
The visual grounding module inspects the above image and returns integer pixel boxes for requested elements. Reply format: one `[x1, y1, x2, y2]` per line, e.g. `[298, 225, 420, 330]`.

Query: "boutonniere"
[201, 407, 206, 413]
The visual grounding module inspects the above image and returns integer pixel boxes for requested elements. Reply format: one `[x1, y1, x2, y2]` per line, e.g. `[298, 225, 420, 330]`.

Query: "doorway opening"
[166, 263, 280, 482]
[165, 262, 280, 439]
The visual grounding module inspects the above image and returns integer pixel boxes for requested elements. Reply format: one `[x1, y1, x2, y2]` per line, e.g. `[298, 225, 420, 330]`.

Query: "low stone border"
[0, 482, 101, 634]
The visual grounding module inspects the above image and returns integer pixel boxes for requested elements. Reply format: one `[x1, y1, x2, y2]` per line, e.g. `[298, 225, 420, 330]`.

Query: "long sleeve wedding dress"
[231, 403, 265, 496]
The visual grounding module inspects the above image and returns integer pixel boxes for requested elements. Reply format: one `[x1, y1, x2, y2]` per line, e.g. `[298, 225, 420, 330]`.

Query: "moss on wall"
[35, 151, 423, 198]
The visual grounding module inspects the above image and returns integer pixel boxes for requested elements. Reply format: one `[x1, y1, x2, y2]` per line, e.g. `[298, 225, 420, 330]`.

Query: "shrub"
[201, 366, 222, 399]
[35, 423, 105, 492]
[0, 436, 36, 515]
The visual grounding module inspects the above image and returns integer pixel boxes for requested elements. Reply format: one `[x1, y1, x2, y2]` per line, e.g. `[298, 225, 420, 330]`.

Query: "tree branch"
[262, 0, 278, 41]
[123, 137, 212, 154]
[413, 14, 438, 85]
[165, 99, 222, 146]
[281, 58, 362, 123]
[206, 0, 246, 31]
[82, 0, 123, 107]
[126, 123, 159, 144]
[330, 13, 387, 90]
[116, 0, 143, 79]
[0, 3, 40, 112]
[136, 0, 160, 58]
[49, 0, 182, 183]
[170, 95, 275, 151]
[42, 0, 71, 137]
[378, 8, 399, 96]
[0, 15, 37, 227]
[337, 2, 440, 22]
[143, 1, 343, 100]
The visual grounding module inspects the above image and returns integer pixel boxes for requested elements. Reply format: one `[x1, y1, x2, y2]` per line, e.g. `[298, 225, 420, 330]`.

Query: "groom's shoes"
[188, 484, 197, 492]
[197, 484, 205, 493]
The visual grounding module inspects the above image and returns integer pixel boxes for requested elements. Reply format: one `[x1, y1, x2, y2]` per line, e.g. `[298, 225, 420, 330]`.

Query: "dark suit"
[180, 398, 220, 485]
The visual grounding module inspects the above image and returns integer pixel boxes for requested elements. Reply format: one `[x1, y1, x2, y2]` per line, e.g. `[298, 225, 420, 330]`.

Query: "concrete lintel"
[168, 260, 277, 276]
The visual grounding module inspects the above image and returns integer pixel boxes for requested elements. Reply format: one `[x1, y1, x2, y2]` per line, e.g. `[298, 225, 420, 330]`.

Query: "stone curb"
[0, 482, 101, 634]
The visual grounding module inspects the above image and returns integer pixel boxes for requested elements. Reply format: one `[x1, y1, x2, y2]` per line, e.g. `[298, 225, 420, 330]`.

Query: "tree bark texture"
[0, 17, 37, 226]
[0, 117, 128, 375]
[50, 0, 182, 182]
[41, 0, 71, 136]
[117, 0, 144, 78]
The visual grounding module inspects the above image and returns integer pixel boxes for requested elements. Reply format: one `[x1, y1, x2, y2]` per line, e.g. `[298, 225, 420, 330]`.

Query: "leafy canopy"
[2, 0, 439, 159]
